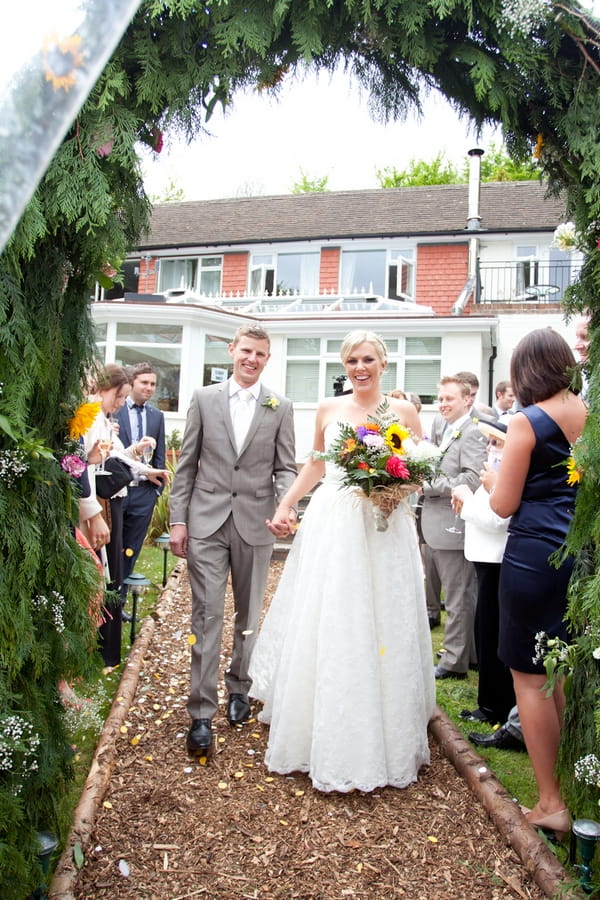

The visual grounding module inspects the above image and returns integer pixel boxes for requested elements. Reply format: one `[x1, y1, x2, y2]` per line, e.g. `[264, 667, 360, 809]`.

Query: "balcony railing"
[475, 259, 581, 305]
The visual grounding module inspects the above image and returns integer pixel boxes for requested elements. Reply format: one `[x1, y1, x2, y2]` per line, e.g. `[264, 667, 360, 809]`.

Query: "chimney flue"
[467, 147, 484, 231]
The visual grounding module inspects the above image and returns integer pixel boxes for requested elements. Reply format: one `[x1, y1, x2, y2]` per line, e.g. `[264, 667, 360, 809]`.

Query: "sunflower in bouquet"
[320, 400, 441, 530]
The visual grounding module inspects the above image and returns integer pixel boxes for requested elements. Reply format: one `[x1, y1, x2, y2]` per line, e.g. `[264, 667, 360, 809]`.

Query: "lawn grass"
[429, 616, 538, 811]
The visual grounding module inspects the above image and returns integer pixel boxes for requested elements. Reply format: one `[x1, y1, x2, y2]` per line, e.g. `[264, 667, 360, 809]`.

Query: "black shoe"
[186, 718, 213, 756]
[428, 616, 440, 630]
[468, 724, 526, 752]
[459, 708, 490, 723]
[434, 664, 467, 680]
[121, 610, 132, 623]
[227, 693, 250, 726]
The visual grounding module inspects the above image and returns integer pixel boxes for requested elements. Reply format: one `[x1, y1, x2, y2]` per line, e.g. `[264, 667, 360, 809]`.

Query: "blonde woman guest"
[481, 329, 587, 838]
[249, 331, 435, 793]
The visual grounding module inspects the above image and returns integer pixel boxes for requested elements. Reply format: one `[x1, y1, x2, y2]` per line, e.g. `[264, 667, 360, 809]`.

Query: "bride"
[249, 331, 435, 793]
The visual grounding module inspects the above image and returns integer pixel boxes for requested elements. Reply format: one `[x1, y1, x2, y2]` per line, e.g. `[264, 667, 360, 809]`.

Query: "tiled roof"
[139, 181, 566, 250]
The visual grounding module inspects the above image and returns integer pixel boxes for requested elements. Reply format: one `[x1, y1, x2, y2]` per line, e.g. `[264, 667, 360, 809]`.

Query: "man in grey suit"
[421, 376, 487, 678]
[169, 324, 297, 757]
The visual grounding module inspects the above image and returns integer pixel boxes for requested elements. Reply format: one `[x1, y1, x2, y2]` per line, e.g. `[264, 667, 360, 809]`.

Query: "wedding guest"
[168, 325, 297, 758]
[249, 331, 435, 793]
[481, 328, 587, 839]
[421, 377, 487, 675]
[116, 362, 166, 616]
[85, 365, 169, 669]
[451, 417, 515, 725]
[492, 381, 515, 419]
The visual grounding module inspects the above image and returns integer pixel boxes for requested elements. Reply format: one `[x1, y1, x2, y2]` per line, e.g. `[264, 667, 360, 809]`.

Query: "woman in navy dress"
[481, 328, 587, 838]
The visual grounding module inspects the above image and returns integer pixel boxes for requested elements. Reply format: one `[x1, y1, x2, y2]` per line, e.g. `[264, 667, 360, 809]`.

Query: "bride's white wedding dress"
[249, 422, 435, 793]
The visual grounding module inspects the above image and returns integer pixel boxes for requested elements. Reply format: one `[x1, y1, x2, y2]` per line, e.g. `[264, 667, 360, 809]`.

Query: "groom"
[169, 324, 297, 757]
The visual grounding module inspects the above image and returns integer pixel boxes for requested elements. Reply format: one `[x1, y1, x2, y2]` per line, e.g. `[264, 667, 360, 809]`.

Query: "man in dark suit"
[421, 376, 487, 678]
[492, 380, 515, 419]
[116, 362, 166, 612]
[169, 324, 297, 758]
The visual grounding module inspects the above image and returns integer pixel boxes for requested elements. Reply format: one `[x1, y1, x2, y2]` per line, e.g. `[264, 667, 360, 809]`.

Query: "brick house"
[93, 181, 579, 453]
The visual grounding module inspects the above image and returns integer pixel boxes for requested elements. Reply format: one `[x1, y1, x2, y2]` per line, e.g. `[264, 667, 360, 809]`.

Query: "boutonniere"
[262, 396, 280, 410]
[452, 429, 462, 440]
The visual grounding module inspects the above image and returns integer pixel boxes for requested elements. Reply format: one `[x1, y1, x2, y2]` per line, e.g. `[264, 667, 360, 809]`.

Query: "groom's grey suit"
[421, 418, 487, 673]
[169, 379, 296, 719]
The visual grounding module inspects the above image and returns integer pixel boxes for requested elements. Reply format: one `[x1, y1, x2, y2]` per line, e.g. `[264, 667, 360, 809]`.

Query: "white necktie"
[233, 389, 253, 452]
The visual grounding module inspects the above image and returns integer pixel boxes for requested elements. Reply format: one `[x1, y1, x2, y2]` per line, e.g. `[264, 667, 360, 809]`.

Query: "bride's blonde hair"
[340, 331, 387, 365]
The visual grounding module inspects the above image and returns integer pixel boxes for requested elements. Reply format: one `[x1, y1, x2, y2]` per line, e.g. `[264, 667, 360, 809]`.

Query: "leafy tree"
[376, 144, 539, 187]
[376, 152, 461, 187]
[291, 170, 330, 193]
[150, 177, 185, 203]
[2, 2, 600, 892]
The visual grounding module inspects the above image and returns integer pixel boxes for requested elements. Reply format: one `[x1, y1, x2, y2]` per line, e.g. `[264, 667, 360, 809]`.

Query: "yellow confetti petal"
[187, 634, 197, 645]
[198, 756, 208, 766]
[265, 777, 274, 783]
[256, 785, 265, 791]
[103, 801, 113, 809]
[218, 781, 229, 789]
[241, 629, 254, 636]
[294, 789, 304, 797]
[218, 736, 226, 744]
[119, 725, 128, 734]
[357, 862, 363, 873]
[279, 820, 288, 826]
[234, 771, 244, 779]
[131, 735, 141, 746]
[379, 646, 385, 656]
[117, 696, 125, 702]
[152, 704, 161, 711]
[427, 835, 438, 843]
[144, 755, 153, 762]
[252, 732, 260, 739]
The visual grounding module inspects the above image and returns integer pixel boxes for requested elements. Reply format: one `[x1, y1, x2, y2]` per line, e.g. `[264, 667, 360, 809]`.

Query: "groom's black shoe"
[227, 693, 250, 726]
[468, 724, 526, 752]
[187, 718, 213, 756]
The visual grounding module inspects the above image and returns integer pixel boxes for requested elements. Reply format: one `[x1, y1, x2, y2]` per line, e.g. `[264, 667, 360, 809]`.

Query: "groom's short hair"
[232, 324, 271, 348]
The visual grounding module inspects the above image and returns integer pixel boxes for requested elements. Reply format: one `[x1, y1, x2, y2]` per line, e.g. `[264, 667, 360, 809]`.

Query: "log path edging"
[49, 561, 574, 900]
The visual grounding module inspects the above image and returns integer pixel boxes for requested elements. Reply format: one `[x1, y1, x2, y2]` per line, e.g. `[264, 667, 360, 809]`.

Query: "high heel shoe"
[526, 808, 570, 841]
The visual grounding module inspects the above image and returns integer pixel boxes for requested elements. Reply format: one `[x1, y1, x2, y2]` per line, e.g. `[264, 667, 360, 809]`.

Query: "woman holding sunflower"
[249, 331, 435, 793]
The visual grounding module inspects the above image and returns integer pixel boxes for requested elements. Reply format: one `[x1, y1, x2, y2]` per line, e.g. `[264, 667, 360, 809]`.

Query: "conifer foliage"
[1, 1, 600, 893]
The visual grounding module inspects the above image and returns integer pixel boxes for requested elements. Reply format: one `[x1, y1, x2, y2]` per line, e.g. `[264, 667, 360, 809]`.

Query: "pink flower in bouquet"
[61, 454, 86, 477]
[385, 456, 410, 479]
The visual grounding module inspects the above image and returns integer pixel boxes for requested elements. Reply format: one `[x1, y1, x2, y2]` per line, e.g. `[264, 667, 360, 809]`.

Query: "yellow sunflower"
[566, 456, 582, 486]
[69, 401, 101, 439]
[384, 422, 410, 454]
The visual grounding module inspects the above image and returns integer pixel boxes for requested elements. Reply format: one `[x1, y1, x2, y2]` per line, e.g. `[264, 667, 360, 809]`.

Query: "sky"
[140, 1, 600, 203]
[140, 67, 503, 202]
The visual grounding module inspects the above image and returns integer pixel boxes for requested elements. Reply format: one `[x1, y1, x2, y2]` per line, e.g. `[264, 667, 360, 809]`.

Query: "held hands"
[479, 462, 497, 495]
[266, 504, 298, 537]
[169, 523, 188, 558]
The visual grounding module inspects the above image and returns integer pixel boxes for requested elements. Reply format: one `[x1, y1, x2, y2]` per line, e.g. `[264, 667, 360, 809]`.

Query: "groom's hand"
[169, 523, 188, 557]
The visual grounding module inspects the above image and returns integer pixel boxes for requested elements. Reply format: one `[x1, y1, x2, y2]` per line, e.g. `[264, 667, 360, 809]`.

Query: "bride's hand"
[266, 504, 297, 536]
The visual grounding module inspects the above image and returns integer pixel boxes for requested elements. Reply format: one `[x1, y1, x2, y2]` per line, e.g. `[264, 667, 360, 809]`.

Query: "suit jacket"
[115, 402, 166, 491]
[169, 380, 296, 546]
[421, 417, 487, 551]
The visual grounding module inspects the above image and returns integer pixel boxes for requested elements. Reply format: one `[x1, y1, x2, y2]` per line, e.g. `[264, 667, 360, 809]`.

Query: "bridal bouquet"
[318, 401, 441, 530]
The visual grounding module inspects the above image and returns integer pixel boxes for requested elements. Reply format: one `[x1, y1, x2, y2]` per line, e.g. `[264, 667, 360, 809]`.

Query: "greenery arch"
[1, 1, 600, 893]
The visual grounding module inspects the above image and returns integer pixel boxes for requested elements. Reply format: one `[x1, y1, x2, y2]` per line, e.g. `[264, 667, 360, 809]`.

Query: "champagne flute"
[96, 436, 112, 474]
[445, 514, 463, 535]
[139, 436, 156, 466]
